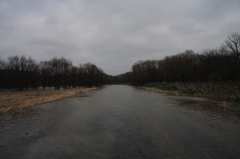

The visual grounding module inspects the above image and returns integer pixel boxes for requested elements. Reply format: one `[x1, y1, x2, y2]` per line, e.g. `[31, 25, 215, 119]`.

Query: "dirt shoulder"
[0, 87, 98, 122]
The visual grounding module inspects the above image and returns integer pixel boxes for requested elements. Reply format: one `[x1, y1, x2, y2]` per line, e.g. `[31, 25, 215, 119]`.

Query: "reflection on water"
[171, 96, 240, 123]
[1, 85, 240, 159]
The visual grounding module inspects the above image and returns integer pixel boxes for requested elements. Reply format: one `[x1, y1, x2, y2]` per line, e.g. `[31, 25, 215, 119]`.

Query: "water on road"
[1, 85, 240, 158]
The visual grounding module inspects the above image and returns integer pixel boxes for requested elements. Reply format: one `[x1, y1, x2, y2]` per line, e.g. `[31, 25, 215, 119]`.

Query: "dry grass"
[0, 88, 98, 120]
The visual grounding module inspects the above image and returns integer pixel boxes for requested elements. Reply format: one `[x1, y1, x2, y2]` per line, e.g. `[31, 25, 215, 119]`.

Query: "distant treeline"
[114, 32, 240, 85]
[0, 56, 112, 91]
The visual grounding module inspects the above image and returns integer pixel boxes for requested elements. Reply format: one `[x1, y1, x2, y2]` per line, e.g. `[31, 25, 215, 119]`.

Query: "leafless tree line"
[0, 56, 111, 91]
[118, 32, 240, 85]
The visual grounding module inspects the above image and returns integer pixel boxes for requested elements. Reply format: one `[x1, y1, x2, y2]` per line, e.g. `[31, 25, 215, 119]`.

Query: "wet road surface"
[1, 85, 240, 158]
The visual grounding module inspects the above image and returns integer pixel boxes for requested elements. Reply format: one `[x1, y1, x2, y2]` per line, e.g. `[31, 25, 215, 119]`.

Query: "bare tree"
[26, 58, 40, 90]
[70, 66, 79, 88]
[60, 57, 72, 88]
[223, 32, 240, 79]
[48, 57, 63, 89]
[0, 57, 6, 89]
[224, 32, 240, 58]
[40, 61, 52, 89]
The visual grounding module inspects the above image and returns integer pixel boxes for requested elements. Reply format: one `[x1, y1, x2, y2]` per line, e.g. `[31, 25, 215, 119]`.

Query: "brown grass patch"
[0, 88, 98, 121]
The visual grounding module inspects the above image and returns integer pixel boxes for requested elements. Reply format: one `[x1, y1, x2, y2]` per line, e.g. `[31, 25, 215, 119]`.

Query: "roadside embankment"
[0, 87, 98, 121]
[143, 82, 240, 101]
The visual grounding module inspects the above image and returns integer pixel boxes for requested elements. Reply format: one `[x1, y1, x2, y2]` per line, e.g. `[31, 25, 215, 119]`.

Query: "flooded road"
[1, 85, 240, 158]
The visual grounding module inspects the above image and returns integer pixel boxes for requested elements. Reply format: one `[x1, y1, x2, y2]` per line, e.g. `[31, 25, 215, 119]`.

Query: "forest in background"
[0, 56, 112, 91]
[114, 32, 240, 85]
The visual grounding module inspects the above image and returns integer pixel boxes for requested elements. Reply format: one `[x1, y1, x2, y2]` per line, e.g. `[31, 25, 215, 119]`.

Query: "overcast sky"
[0, 0, 239, 75]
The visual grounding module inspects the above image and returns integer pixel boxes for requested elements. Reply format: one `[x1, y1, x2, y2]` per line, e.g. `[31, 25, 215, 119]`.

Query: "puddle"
[175, 97, 240, 123]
